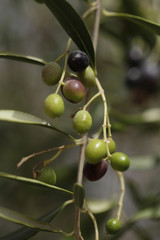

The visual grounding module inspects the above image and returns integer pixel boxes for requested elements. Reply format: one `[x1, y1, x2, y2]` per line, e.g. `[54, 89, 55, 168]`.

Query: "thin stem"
[84, 202, 99, 240]
[83, 92, 101, 110]
[92, 0, 102, 50]
[74, 134, 88, 240]
[17, 143, 79, 168]
[77, 134, 88, 185]
[55, 38, 72, 94]
[82, 5, 97, 19]
[116, 172, 125, 220]
[95, 77, 112, 157]
[43, 149, 63, 166]
[55, 52, 66, 62]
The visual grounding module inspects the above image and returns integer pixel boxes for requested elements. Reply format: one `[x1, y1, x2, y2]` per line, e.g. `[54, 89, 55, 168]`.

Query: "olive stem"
[95, 77, 112, 157]
[74, 0, 102, 239]
[83, 201, 99, 240]
[83, 92, 101, 110]
[116, 171, 125, 220]
[55, 52, 67, 63]
[92, 0, 102, 50]
[17, 143, 79, 168]
[77, 134, 88, 185]
[43, 149, 63, 166]
[74, 134, 88, 240]
[82, 5, 97, 19]
[55, 38, 72, 94]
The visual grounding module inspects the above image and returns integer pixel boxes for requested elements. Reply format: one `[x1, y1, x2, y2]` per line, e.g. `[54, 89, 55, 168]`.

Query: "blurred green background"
[0, 0, 160, 239]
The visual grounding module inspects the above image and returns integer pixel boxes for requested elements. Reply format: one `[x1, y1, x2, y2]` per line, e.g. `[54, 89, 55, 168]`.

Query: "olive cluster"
[41, 50, 130, 183]
[42, 50, 96, 135]
[125, 46, 159, 103]
[84, 138, 130, 182]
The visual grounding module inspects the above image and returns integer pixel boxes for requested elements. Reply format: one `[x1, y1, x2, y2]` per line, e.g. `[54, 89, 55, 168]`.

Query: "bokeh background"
[0, 0, 160, 239]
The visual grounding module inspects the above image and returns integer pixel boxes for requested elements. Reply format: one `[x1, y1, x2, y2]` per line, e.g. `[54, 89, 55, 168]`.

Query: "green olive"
[110, 152, 130, 172]
[37, 167, 56, 185]
[42, 62, 62, 86]
[73, 110, 92, 134]
[78, 66, 96, 87]
[85, 139, 107, 164]
[105, 218, 121, 234]
[107, 138, 116, 154]
[44, 93, 64, 118]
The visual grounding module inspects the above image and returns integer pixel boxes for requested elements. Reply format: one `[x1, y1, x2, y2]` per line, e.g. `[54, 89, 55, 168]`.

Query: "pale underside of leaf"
[0, 110, 74, 140]
[86, 199, 116, 214]
[0, 51, 47, 65]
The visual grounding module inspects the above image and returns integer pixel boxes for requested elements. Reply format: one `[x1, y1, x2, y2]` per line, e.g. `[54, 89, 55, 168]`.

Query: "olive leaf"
[103, 10, 160, 35]
[0, 203, 67, 240]
[130, 155, 160, 170]
[86, 199, 116, 214]
[0, 206, 61, 234]
[0, 110, 74, 140]
[0, 51, 46, 65]
[131, 206, 160, 222]
[43, 0, 95, 69]
[110, 108, 160, 125]
[0, 172, 73, 195]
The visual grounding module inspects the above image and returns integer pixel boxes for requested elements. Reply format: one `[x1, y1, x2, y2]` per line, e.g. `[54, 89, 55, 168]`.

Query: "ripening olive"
[83, 159, 108, 181]
[61, 77, 86, 103]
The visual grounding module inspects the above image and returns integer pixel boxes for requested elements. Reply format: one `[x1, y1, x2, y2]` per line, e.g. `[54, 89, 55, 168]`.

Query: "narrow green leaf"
[110, 108, 160, 125]
[103, 10, 160, 35]
[0, 110, 74, 140]
[86, 199, 116, 214]
[0, 207, 61, 233]
[0, 172, 73, 195]
[130, 155, 160, 170]
[0, 200, 73, 240]
[73, 183, 85, 209]
[131, 206, 160, 222]
[0, 205, 62, 240]
[0, 51, 47, 65]
[43, 0, 95, 69]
